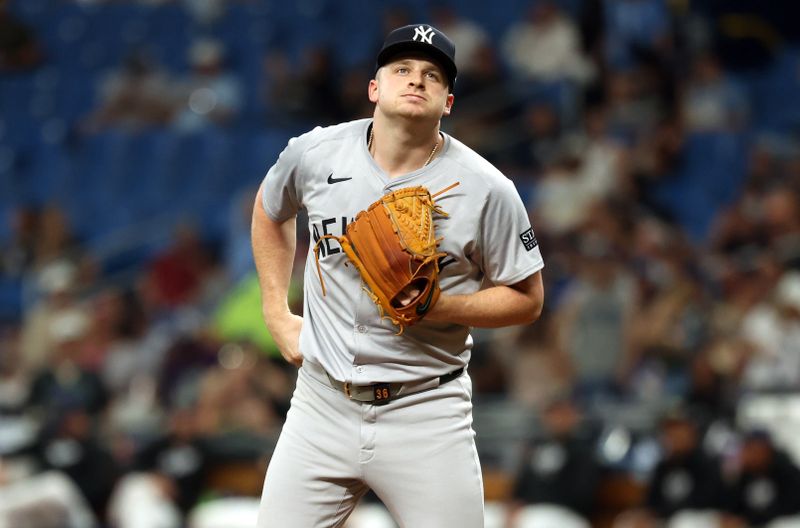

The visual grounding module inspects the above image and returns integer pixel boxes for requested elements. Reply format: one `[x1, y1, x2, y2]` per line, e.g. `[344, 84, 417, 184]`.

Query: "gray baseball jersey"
[261, 118, 544, 383]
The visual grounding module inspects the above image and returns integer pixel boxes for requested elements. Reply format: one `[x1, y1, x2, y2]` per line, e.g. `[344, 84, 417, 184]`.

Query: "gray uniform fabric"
[257, 360, 484, 527]
[261, 118, 544, 382]
[257, 118, 544, 527]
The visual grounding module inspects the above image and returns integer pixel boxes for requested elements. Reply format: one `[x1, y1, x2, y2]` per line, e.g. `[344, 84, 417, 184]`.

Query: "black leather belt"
[325, 367, 464, 404]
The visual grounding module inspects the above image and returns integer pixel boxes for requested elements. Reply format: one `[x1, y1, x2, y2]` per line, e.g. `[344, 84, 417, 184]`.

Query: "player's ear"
[368, 78, 379, 103]
[442, 94, 454, 116]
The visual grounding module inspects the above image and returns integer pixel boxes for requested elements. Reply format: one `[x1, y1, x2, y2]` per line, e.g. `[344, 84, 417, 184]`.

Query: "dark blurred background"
[1, 0, 800, 527]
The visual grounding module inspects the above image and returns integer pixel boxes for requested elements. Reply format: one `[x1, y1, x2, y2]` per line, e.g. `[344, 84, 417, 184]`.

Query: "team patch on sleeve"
[519, 227, 538, 251]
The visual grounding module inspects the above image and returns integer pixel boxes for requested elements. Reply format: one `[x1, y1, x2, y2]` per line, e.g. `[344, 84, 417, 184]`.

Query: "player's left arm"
[425, 270, 543, 328]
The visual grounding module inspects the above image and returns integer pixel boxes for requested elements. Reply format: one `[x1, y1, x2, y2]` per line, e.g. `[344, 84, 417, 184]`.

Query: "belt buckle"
[344, 382, 352, 398]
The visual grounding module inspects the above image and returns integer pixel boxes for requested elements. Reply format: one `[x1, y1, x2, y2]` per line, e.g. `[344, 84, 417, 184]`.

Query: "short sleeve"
[260, 135, 305, 222]
[479, 177, 544, 285]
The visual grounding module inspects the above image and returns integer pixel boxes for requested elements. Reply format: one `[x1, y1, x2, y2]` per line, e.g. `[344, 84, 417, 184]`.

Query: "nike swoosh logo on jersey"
[327, 173, 352, 184]
[415, 286, 435, 315]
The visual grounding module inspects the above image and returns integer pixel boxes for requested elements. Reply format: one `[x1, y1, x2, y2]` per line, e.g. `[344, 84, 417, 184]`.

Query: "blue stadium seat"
[0, 77, 39, 149]
[161, 128, 235, 236]
[750, 46, 800, 133]
[456, 0, 531, 41]
[0, 275, 23, 323]
[330, 0, 383, 68]
[69, 130, 131, 239]
[144, 4, 193, 73]
[26, 140, 74, 205]
[233, 127, 294, 190]
[117, 129, 177, 219]
[649, 131, 749, 241]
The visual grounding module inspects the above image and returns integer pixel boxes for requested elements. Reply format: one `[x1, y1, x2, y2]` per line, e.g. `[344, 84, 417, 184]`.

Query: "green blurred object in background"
[213, 272, 302, 358]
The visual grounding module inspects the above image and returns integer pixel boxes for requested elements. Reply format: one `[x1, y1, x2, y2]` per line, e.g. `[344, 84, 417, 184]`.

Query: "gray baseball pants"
[256, 360, 485, 527]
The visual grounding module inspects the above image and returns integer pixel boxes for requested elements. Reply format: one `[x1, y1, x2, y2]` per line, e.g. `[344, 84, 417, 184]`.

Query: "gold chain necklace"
[368, 127, 440, 167]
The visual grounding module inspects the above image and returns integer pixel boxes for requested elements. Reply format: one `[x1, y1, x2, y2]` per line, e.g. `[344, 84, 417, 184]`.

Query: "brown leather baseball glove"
[314, 182, 459, 334]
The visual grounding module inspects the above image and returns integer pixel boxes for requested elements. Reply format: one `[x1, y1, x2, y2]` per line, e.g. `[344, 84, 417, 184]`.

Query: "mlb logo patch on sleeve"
[519, 228, 538, 251]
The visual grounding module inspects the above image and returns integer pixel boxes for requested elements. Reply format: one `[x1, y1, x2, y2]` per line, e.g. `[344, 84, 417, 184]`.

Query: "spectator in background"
[27, 307, 109, 419]
[787, 152, 800, 198]
[0, 464, 98, 527]
[82, 52, 174, 133]
[452, 41, 508, 100]
[709, 141, 800, 263]
[430, 3, 490, 75]
[681, 52, 750, 132]
[106, 408, 212, 528]
[554, 232, 637, 400]
[603, 0, 672, 70]
[30, 206, 84, 272]
[261, 50, 306, 125]
[261, 46, 342, 126]
[448, 43, 520, 163]
[29, 407, 119, 518]
[630, 114, 685, 208]
[605, 68, 666, 143]
[723, 431, 800, 527]
[517, 100, 564, 171]
[530, 137, 597, 235]
[142, 224, 217, 311]
[0, 206, 39, 279]
[19, 260, 80, 375]
[337, 66, 377, 121]
[684, 347, 737, 427]
[496, 312, 572, 411]
[626, 244, 709, 402]
[507, 393, 599, 524]
[292, 46, 343, 125]
[710, 251, 781, 349]
[761, 189, 800, 267]
[194, 343, 290, 436]
[100, 287, 169, 395]
[0, 0, 44, 72]
[640, 409, 725, 525]
[0, 327, 29, 416]
[501, 0, 594, 84]
[172, 38, 243, 132]
[569, 105, 630, 201]
[130, 407, 213, 514]
[739, 271, 800, 390]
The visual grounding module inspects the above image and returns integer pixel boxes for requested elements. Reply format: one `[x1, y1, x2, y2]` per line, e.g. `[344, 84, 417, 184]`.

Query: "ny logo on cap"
[413, 25, 435, 44]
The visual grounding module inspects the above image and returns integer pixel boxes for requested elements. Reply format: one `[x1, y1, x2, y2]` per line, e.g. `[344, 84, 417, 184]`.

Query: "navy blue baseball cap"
[376, 24, 457, 89]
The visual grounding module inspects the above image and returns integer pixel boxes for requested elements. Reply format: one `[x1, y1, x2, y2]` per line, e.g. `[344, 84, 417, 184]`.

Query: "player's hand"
[270, 313, 304, 367]
[396, 284, 421, 307]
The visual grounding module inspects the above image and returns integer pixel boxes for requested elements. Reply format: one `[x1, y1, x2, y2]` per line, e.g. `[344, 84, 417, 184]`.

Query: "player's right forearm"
[251, 187, 297, 322]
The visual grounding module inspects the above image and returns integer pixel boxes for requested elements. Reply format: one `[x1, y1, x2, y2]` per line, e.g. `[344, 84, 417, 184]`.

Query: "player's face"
[369, 56, 454, 120]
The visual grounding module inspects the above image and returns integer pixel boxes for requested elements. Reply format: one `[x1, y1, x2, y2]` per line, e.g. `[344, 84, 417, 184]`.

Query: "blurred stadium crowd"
[2, 0, 800, 527]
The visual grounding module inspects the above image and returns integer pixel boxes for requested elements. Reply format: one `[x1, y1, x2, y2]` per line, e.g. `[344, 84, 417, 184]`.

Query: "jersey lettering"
[312, 216, 351, 258]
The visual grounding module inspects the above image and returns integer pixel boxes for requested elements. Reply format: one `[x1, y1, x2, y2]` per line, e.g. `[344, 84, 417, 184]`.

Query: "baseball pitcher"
[252, 23, 545, 527]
